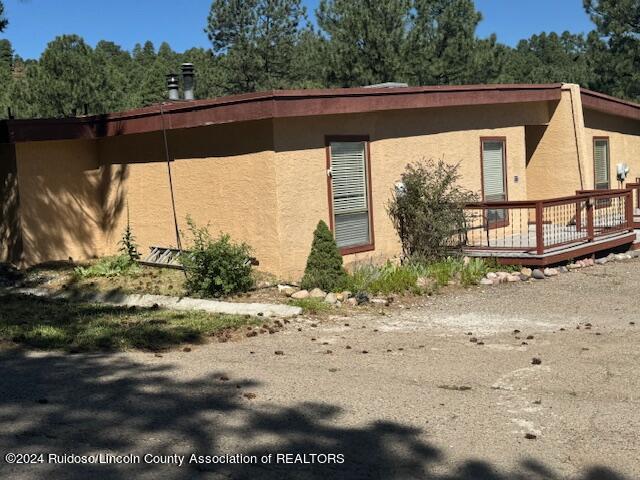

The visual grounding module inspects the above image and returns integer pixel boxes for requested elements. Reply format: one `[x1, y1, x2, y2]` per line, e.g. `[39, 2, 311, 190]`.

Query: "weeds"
[73, 255, 139, 279]
[288, 297, 331, 315]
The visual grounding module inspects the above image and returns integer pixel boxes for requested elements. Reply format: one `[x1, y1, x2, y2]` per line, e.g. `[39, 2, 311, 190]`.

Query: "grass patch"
[347, 261, 421, 295]
[288, 297, 331, 315]
[0, 294, 259, 352]
[73, 255, 140, 279]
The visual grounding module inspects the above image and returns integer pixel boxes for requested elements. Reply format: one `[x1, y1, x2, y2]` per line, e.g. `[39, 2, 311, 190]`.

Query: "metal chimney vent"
[181, 63, 195, 100]
[166, 73, 180, 101]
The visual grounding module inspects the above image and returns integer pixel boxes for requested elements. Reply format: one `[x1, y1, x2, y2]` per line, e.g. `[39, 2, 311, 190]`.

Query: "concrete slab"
[3, 287, 302, 318]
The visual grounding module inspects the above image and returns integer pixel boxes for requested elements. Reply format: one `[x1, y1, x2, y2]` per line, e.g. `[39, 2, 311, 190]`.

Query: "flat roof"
[10, 82, 640, 144]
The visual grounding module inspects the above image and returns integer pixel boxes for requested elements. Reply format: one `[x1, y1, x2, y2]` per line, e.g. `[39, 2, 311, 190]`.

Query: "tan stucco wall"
[583, 109, 640, 188]
[15, 139, 106, 265]
[98, 120, 281, 273]
[273, 102, 550, 279]
[525, 86, 585, 199]
[0, 143, 21, 263]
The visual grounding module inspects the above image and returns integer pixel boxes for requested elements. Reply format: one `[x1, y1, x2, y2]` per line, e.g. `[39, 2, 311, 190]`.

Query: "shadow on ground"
[0, 349, 630, 480]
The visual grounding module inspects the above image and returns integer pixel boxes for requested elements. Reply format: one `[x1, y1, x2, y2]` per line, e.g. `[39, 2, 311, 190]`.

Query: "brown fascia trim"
[580, 88, 640, 121]
[1, 83, 563, 143]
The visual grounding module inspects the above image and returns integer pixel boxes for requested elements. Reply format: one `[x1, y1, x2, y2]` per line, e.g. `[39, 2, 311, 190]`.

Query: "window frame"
[480, 136, 509, 229]
[593, 136, 611, 191]
[325, 135, 375, 255]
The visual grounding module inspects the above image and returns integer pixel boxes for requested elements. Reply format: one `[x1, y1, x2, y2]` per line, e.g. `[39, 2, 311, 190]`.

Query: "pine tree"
[584, 0, 640, 100]
[408, 0, 488, 85]
[317, 0, 411, 87]
[206, 0, 316, 93]
[300, 220, 348, 292]
[0, 1, 8, 33]
[499, 32, 593, 85]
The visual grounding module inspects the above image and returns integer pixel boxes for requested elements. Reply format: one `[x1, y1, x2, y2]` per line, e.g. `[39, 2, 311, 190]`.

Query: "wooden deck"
[462, 189, 637, 266]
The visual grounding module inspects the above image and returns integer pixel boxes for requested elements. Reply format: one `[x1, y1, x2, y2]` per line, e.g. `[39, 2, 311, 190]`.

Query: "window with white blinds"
[482, 139, 507, 226]
[482, 140, 506, 202]
[594, 139, 610, 190]
[329, 141, 371, 249]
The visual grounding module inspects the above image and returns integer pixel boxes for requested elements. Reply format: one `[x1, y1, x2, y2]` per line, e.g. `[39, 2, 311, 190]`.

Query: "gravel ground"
[1, 260, 639, 479]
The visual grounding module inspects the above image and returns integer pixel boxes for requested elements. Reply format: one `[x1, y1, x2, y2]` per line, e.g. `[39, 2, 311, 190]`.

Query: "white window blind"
[482, 141, 506, 202]
[330, 141, 370, 248]
[594, 139, 610, 190]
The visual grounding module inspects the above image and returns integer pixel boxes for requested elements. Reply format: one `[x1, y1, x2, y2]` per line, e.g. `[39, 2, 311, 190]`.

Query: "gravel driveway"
[1, 260, 639, 479]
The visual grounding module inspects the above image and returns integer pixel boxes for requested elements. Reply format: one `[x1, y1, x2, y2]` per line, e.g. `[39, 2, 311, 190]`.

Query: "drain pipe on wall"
[567, 85, 585, 190]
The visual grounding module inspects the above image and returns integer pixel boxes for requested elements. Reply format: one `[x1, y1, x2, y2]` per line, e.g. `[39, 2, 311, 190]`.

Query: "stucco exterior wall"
[583, 109, 640, 188]
[0, 143, 22, 264]
[98, 120, 281, 273]
[525, 87, 585, 199]
[15, 139, 105, 265]
[273, 102, 550, 280]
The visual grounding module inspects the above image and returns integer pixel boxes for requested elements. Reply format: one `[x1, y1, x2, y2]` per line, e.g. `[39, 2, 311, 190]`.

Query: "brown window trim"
[325, 135, 375, 256]
[480, 136, 509, 229]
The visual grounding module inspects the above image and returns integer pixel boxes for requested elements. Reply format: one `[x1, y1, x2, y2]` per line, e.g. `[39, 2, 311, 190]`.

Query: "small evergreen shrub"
[180, 217, 254, 298]
[300, 220, 348, 292]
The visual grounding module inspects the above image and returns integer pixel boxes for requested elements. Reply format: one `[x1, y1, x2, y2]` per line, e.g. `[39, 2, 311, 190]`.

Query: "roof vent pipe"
[166, 73, 180, 101]
[181, 63, 195, 100]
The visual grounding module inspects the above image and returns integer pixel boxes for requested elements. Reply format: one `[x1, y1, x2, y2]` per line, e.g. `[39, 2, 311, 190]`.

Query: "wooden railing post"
[625, 190, 634, 231]
[586, 198, 594, 242]
[535, 201, 544, 255]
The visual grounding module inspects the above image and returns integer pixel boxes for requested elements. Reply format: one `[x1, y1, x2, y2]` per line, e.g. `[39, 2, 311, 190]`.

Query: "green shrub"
[180, 218, 254, 298]
[426, 257, 463, 287]
[300, 220, 348, 292]
[460, 258, 489, 286]
[74, 255, 138, 279]
[346, 261, 420, 295]
[387, 159, 478, 261]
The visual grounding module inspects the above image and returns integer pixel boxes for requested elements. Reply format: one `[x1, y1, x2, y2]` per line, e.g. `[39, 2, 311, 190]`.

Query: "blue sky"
[4, 0, 595, 59]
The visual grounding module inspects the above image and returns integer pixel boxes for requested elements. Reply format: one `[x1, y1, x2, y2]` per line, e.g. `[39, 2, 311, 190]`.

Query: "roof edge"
[2, 83, 563, 143]
[580, 87, 640, 121]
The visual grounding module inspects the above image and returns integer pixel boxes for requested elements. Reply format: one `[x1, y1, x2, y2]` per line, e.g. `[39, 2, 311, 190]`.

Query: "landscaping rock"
[496, 271, 510, 279]
[479, 278, 494, 286]
[507, 274, 521, 282]
[629, 250, 640, 258]
[614, 253, 629, 261]
[520, 267, 532, 278]
[309, 288, 326, 298]
[371, 297, 389, 306]
[354, 292, 369, 305]
[543, 268, 559, 277]
[346, 297, 358, 306]
[595, 257, 608, 265]
[567, 263, 581, 270]
[342, 290, 352, 299]
[486, 272, 498, 280]
[558, 266, 568, 273]
[519, 274, 530, 282]
[278, 286, 297, 297]
[532, 269, 545, 280]
[324, 293, 338, 304]
[291, 290, 309, 299]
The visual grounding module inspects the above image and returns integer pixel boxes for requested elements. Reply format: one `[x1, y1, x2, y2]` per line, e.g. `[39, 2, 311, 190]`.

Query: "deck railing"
[463, 189, 633, 255]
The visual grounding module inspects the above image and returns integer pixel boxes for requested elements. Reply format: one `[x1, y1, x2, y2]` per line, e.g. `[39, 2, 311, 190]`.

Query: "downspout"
[567, 85, 585, 190]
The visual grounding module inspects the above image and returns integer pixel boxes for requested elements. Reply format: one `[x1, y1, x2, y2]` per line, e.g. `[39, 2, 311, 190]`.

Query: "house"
[1, 83, 639, 279]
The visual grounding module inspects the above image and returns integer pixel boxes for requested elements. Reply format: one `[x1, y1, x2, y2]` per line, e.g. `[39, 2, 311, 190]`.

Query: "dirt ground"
[1, 259, 639, 479]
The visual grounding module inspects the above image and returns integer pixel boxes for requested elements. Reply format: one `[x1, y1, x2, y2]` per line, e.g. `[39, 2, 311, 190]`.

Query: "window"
[327, 139, 373, 252]
[594, 138, 610, 190]
[481, 138, 507, 226]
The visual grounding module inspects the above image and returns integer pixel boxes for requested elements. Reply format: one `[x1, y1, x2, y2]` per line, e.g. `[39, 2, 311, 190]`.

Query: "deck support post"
[535, 201, 544, 255]
[625, 189, 634, 232]
[586, 198, 594, 242]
